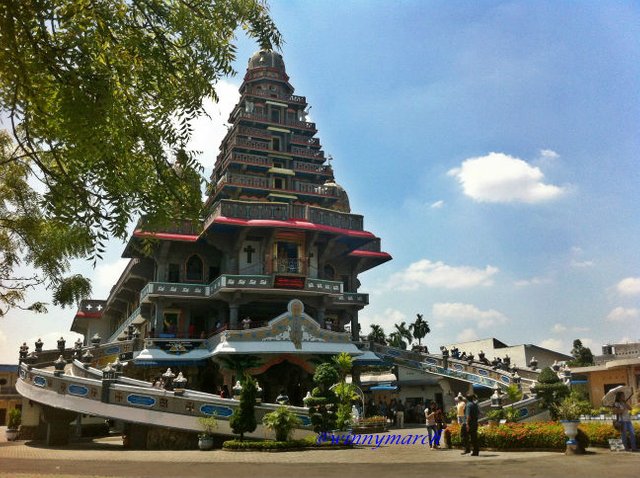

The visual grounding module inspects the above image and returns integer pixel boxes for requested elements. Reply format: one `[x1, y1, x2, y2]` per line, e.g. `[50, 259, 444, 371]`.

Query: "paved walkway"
[1, 426, 638, 477]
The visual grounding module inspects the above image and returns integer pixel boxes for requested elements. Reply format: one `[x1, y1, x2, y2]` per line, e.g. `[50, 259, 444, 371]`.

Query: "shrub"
[554, 395, 590, 420]
[7, 408, 21, 430]
[579, 421, 640, 447]
[262, 406, 302, 442]
[484, 409, 505, 421]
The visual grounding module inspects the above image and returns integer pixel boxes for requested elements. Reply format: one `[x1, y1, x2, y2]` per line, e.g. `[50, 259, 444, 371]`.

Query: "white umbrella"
[602, 385, 633, 407]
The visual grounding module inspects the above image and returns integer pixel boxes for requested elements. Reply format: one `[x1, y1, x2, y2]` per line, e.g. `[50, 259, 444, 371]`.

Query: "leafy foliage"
[229, 374, 257, 441]
[387, 331, 407, 350]
[7, 408, 21, 429]
[198, 415, 218, 437]
[409, 313, 430, 345]
[505, 384, 523, 403]
[262, 405, 302, 442]
[568, 339, 594, 366]
[367, 324, 386, 345]
[307, 362, 339, 433]
[531, 367, 570, 419]
[0, 0, 281, 314]
[553, 393, 591, 420]
[222, 438, 311, 450]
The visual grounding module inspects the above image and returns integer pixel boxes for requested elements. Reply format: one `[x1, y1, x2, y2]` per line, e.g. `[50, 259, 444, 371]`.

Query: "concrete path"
[1, 426, 638, 477]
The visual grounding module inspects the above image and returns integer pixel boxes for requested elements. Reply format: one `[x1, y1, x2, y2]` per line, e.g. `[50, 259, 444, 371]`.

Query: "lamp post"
[91, 334, 102, 348]
[162, 368, 176, 390]
[35, 338, 44, 353]
[232, 380, 243, 398]
[54, 355, 66, 376]
[173, 372, 187, 395]
[490, 385, 503, 409]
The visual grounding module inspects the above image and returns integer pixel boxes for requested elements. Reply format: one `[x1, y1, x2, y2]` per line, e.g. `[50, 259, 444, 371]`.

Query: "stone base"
[565, 443, 584, 455]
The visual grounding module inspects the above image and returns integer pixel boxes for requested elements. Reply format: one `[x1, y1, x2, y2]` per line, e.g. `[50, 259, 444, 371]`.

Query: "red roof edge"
[133, 231, 199, 242]
[211, 217, 377, 239]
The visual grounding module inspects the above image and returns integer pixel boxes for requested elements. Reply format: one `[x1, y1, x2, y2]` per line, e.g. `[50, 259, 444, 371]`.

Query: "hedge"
[223, 439, 310, 450]
[445, 422, 640, 450]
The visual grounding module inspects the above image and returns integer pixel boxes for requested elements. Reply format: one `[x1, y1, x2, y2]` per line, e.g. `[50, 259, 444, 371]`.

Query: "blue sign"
[200, 404, 233, 417]
[500, 375, 511, 384]
[33, 376, 47, 387]
[127, 394, 156, 407]
[105, 346, 120, 355]
[68, 384, 89, 396]
[453, 364, 464, 371]
[477, 369, 488, 377]
[425, 358, 438, 365]
[519, 408, 529, 418]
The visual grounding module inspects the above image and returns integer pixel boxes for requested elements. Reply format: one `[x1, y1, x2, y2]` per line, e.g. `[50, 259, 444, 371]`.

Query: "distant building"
[0, 364, 21, 426]
[570, 342, 640, 408]
[444, 337, 572, 371]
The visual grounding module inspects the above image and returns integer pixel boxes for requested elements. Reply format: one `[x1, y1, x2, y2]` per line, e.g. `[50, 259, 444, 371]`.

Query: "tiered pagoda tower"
[71, 50, 391, 402]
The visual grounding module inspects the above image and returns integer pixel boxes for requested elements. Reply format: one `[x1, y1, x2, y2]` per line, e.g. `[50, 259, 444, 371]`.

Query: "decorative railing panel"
[333, 293, 369, 305]
[305, 278, 343, 294]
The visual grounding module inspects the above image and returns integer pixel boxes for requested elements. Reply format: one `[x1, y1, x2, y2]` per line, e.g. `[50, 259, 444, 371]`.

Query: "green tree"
[531, 367, 570, 419]
[217, 355, 262, 383]
[409, 313, 430, 346]
[387, 331, 407, 350]
[332, 352, 352, 381]
[0, 0, 281, 314]
[367, 324, 386, 345]
[394, 321, 413, 346]
[568, 339, 594, 366]
[229, 374, 257, 441]
[306, 362, 339, 433]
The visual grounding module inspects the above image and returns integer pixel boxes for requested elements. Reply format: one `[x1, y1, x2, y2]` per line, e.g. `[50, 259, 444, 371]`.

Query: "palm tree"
[409, 314, 431, 346]
[387, 331, 407, 350]
[394, 321, 413, 346]
[367, 324, 387, 345]
[332, 352, 353, 381]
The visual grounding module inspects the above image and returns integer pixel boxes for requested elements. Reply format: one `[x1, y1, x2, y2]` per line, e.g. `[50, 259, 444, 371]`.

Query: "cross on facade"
[244, 245, 256, 263]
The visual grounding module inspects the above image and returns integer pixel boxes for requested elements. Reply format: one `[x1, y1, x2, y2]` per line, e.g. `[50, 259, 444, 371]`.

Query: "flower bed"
[223, 439, 310, 451]
[352, 416, 388, 433]
[445, 422, 589, 450]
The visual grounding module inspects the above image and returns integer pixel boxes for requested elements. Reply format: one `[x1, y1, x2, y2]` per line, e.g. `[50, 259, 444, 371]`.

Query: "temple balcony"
[290, 134, 320, 147]
[219, 151, 274, 171]
[235, 111, 317, 133]
[213, 174, 339, 201]
[241, 89, 307, 105]
[290, 146, 325, 160]
[140, 282, 209, 304]
[204, 200, 364, 232]
[228, 137, 325, 162]
[292, 160, 332, 176]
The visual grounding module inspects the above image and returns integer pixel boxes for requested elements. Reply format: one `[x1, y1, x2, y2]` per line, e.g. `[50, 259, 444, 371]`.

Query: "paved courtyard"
[1, 426, 638, 477]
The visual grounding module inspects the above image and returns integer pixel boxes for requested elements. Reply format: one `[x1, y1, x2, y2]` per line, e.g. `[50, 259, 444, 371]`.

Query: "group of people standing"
[454, 393, 480, 456]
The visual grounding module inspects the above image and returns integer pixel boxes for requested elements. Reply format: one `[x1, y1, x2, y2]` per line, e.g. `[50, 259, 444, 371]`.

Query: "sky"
[2, 0, 639, 365]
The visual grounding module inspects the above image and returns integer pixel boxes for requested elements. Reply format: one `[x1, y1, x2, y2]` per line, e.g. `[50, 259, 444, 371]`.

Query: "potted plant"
[5, 408, 21, 441]
[198, 415, 218, 450]
[262, 406, 302, 442]
[554, 395, 589, 447]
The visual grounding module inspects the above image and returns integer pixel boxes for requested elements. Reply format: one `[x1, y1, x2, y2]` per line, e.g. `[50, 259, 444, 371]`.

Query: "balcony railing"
[225, 151, 273, 168]
[333, 293, 369, 305]
[292, 161, 332, 175]
[108, 306, 142, 342]
[294, 181, 338, 197]
[236, 111, 316, 131]
[140, 282, 209, 303]
[290, 146, 325, 160]
[290, 134, 320, 147]
[205, 200, 364, 232]
[243, 89, 307, 104]
[217, 173, 271, 191]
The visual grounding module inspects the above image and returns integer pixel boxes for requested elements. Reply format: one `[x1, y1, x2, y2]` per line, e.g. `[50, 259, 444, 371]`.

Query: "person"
[424, 403, 438, 449]
[613, 391, 637, 451]
[379, 399, 388, 421]
[463, 394, 479, 456]
[396, 399, 405, 429]
[456, 395, 468, 453]
[220, 384, 230, 398]
[242, 316, 252, 329]
[433, 404, 445, 447]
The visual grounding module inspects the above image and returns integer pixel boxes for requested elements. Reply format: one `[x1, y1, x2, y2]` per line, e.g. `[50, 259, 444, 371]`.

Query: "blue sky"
[2, 1, 639, 364]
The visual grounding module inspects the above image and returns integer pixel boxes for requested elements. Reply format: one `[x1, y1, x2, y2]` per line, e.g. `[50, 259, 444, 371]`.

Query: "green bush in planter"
[198, 415, 218, 438]
[7, 408, 21, 430]
[262, 406, 302, 442]
[229, 375, 257, 441]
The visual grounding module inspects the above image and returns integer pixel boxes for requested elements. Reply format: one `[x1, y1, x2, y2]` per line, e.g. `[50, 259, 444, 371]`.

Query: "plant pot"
[5, 429, 19, 441]
[560, 420, 580, 444]
[198, 435, 214, 450]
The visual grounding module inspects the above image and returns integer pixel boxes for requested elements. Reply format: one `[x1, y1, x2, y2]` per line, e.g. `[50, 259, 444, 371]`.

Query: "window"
[208, 266, 220, 282]
[168, 264, 180, 283]
[274, 178, 285, 189]
[270, 108, 280, 123]
[272, 137, 281, 151]
[186, 255, 204, 282]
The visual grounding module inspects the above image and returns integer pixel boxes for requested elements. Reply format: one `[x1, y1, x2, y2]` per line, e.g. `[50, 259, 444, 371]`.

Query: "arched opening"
[186, 255, 203, 282]
[255, 361, 314, 406]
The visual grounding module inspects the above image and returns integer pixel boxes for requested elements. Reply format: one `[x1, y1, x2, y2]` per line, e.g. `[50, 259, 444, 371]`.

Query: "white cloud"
[616, 277, 640, 296]
[360, 308, 408, 333]
[551, 323, 567, 333]
[457, 328, 478, 342]
[539, 338, 565, 353]
[571, 260, 595, 268]
[551, 323, 591, 334]
[539, 149, 559, 160]
[390, 259, 498, 290]
[432, 302, 509, 328]
[94, 259, 129, 298]
[515, 276, 552, 287]
[430, 200, 445, 209]
[606, 307, 640, 322]
[447, 152, 565, 203]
